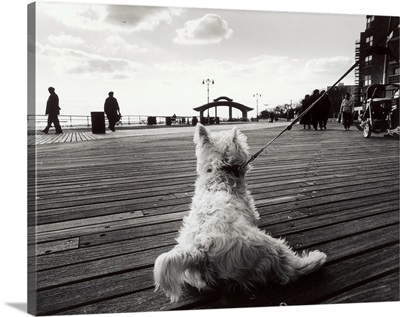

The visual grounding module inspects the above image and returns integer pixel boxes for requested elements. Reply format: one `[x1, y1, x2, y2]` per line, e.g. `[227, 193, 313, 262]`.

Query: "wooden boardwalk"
[27, 123, 399, 315]
[28, 131, 116, 145]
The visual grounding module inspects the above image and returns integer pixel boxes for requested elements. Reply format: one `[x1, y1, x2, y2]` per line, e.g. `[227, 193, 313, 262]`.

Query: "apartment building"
[355, 15, 399, 108]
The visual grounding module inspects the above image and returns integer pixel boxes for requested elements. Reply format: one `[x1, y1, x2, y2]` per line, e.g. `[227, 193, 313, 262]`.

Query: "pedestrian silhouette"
[41, 87, 62, 134]
[319, 90, 331, 130]
[300, 94, 312, 129]
[104, 91, 121, 132]
[309, 89, 322, 130]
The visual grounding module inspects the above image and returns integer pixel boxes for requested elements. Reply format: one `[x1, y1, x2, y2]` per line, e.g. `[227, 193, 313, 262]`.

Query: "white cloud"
[38, 2, 184, 32]
[37, 43, 142, 80]
[304, 56, 354, 75]
[104, 35, 148, 54]
[48, 32, 85, 46]
[173, 14, 233, 45]
[105, 5, 184, 31]
[296, 56, 355, 87]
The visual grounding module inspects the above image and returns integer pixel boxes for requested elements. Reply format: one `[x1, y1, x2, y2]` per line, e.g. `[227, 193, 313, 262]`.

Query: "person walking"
[319, 90, 332, 130]
[300, 94, 312, 129]
[104, 91, 121, 132]
[339, 92, 354, 130]
[41, 87, 62, 134]
[309, 89, 321, 130]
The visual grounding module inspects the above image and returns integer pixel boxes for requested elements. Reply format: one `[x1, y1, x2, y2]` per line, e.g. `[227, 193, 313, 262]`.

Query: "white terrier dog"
[154, 123, 327, 302]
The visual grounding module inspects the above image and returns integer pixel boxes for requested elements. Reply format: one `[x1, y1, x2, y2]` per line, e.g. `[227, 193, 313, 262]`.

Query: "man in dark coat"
[319, 90, 331, 130]
[41, 87, 62, 134]
[309, 89, 322, 130]
[300, 94, 312, 129]
[104, 91, 121, 132]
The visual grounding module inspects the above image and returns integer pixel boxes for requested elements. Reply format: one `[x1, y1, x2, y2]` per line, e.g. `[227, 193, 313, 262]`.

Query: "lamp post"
[203, 78, 214, 121]
[253, 93, 261, 122]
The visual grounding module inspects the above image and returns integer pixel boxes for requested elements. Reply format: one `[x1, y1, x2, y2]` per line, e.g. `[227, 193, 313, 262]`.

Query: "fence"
[27, 114, 198, 130]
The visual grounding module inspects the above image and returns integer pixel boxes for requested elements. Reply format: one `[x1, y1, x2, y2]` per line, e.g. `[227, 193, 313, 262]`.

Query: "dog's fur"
[154, 123, 327, 302]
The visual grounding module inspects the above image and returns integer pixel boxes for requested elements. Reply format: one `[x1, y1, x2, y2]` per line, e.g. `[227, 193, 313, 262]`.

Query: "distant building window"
[364, 74, 372, 86]
[366, 16, 375, 29]
[364, 55, 372, 67]
[395, 67, 400, 75]
[366, 36, 373, 46]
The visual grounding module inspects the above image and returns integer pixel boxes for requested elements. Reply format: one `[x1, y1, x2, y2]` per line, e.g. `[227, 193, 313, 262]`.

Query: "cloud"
[37, 43, 142, 80]
[304, 56, 354, 74]
[297, 56, 355, 86]
[38, 2, 184, 33]
[173, 14, 233, 45]
[103, 35, 148, 54]
[105, 5, 184, 31]
[48, 32, 85, 46]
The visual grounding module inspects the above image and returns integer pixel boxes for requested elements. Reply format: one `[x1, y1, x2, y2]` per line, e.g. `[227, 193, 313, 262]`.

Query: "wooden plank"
[31, 180, 398, 226]
[32, 162, 396, 197]
[186, 244, 399, 309]
[36, 210, 144, 234]
[36, 267, 155, 314]
[280, 210, 399, 251]
[263, 201, 398, 239]
[35, 237, 79, 256]
[78, 220, 182, 247]
[33, 211, 186, 243]
[35, 245, 172, 289]
[45, 227, 399, 314]
[322, 272, 399, 304]
[35, 210, 398, 290]
[35, 232, 177, 271]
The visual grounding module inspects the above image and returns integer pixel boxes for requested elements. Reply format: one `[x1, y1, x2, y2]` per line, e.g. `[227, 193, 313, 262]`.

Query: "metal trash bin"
[91, 112, 106, 134]
[147, 116, 157, 125]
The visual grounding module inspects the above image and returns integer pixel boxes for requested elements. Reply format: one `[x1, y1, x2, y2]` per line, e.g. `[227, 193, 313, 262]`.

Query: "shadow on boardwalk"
[28, 123, 399, 315]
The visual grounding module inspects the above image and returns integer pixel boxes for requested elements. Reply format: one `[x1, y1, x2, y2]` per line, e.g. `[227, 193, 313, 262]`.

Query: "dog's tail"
[266, 238, 327, 284]
[154, 246, 207, 302]
[293, 250, 327, 277]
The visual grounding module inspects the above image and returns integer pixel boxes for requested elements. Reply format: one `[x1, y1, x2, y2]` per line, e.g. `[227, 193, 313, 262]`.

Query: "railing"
[388, 74, 400, 85]
[27, 114, 198, 129]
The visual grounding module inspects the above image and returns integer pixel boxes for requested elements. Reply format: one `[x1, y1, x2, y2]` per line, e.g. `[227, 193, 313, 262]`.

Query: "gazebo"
[193, 96, 253, 122]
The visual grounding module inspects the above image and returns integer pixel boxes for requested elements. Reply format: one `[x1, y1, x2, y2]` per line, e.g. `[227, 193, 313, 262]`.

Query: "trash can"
[91, 112, 106, 134]
[166, 117, 172, 126]
[147, 116, 157, 125]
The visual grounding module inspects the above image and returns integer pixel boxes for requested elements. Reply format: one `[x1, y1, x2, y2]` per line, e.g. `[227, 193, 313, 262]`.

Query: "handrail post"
[70, 115, 73, 127]
[87, 116, 90, 127]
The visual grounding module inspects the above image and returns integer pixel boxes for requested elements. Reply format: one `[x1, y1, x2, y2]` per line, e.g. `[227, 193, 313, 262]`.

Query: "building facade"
[355, 15, 399, 107]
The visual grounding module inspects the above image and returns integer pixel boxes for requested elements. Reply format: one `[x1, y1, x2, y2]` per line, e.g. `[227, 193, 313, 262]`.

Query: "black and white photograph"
[1, 1, 399, 317]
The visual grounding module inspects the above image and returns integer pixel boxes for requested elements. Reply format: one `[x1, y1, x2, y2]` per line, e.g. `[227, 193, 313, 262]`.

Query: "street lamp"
[203, 78, 214, 119]
[253, 93, 261, 122]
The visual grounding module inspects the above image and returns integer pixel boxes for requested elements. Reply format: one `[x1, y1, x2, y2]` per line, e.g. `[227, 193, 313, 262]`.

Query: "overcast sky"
[32, 1, 384, 118]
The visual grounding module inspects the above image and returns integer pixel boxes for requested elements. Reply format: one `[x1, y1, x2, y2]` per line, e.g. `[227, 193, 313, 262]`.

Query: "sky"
[32, 0, 373, 119]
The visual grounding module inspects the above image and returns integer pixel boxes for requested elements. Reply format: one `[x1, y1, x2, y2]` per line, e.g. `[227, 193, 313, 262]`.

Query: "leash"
[241, 22, 398, 169]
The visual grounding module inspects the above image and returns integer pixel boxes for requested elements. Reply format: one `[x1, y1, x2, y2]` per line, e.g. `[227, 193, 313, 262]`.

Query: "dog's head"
[193, 123, 250, 182]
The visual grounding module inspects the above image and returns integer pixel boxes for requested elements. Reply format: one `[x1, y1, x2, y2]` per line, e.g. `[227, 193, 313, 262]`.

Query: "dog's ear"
[194, 123, 210, 144]
[231, 127, 248, 152]
[232, 127, 238, 142]
[231, 127, 242, 147]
